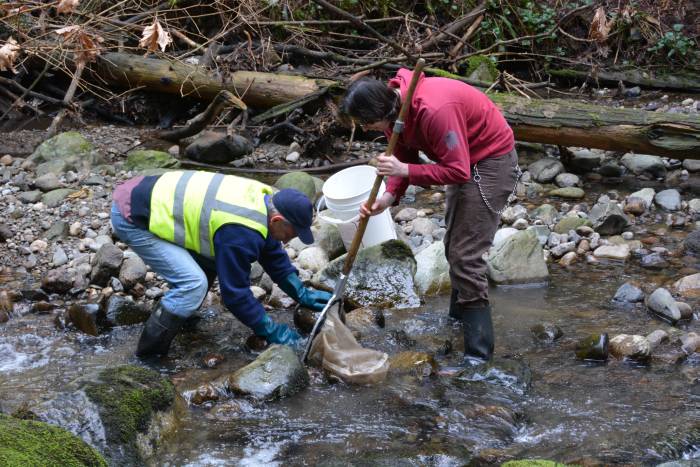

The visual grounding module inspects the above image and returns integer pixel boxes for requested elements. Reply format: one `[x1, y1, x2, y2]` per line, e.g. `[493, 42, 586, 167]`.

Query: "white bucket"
[318, 165, 397, 250]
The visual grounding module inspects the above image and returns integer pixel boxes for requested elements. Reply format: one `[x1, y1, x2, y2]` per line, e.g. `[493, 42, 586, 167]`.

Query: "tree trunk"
[490, 94, 700, 159]
[548, 68, 700, 93]
[89, 52, 700, 159]
[93, 52, 336, 108]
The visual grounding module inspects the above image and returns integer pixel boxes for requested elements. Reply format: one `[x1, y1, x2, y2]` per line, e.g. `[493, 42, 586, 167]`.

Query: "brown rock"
[187, 383, 221, 405]
[202, 353, 225, 368]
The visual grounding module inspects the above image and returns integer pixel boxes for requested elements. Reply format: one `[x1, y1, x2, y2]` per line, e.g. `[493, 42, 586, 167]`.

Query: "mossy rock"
[124, 150, 179, 172]
[41, 188, 79, 208]
[553, 217, 591, 234]
[84, 365, 174, 464]
[464, 55, 499, 82]
[30, 131, 93, 163]
[0, 414, 107, 466]
[501, 461, 568, 467]
[275, 171, 317, 202]
[548, 187, 585, 199]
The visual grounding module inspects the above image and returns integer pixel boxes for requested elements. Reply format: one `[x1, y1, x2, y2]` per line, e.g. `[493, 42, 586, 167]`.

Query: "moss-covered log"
[490, 93, 700, 159]
[94, 52, 336, 108]
[548, 68, 700, 92]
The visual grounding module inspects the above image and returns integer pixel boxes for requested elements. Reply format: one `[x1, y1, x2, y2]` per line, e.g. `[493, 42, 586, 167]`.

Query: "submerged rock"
[575, 333, 609, 361]
[588, 201, 630, 236]
[530, 323, 563, 342]
[646, 288, 682, 324]
[609, 334, 651, 361]
[486, 229, 549, 285]
[314, 240, 419, 309]
[226, 345, 309, 400]
[388, 351, 437, 378]
[612, 282, 645, 304]
[0, 413, 107, 466]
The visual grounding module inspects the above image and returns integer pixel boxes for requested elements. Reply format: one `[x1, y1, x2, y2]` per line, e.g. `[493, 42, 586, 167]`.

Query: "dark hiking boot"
[461, 303, 494, 365]
[136, 304, 186, 358]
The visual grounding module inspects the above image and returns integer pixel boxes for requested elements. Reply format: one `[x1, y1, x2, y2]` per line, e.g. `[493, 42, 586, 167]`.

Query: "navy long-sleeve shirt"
[213, 223, 296, 327]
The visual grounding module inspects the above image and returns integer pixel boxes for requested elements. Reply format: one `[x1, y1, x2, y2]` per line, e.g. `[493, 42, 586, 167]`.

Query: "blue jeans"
[110, 203, 211, 318]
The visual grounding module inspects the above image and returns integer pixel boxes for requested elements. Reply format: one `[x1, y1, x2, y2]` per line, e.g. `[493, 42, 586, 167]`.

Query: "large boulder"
[83, 366, 175, 466]
[486, 229, 549, 285]
[413, 241, 450, 295]
[620, 152, 667, 178]
[124, 150, 179, 172]
[566, 148, 603, 173]
[588, 201, 630, 236]
[528, 158, 564, 183]
[0, 414, 107, 466]
[29, 132, 103, 175]
[313, 240, 419, 308]
[275, 171, 317, 202]
[226, 345, 309, 400]
[184, 131, 253, 163]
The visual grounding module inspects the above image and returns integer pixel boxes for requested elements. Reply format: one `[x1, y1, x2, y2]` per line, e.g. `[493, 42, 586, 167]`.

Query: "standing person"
[110, 170, 332, 357]
[342, 69, 520, 364]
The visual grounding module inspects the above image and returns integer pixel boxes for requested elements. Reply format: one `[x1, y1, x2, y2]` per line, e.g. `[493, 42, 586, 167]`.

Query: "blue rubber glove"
[278, 272, 332, 311]
[251, 314, 301, 345]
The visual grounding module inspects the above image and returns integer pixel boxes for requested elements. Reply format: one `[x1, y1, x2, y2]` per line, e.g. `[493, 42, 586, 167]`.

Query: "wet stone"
[68, 303, 102, 336]
[575, 333, 609, 361]
[388, 351, 437, 378]
[103, 295, 150, 326]
[293, 307, 318, 335]
[640, 252, 670, 270]
[202, 353, 225, 368]
[646, 288, 682, 324]
[41, 267, 76, 294]
[90, 243, 123, 286]
[226, 345, 309, 400]
[185, 383, 222, 406]
[684, 230, 700, 255]
[245, 334, 268, 352]
[609, 334, 651, 361]
[646, 329, 669, 349]
[530, 323, 563, 342]
[0, 223, 11, 241]
[612, 282, 645, 304]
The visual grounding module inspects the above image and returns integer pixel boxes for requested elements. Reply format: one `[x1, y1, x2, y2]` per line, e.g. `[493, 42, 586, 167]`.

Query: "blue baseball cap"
[272, 189, 315, 244]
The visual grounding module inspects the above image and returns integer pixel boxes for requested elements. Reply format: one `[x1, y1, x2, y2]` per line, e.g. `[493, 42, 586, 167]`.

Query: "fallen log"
[93, 52, 336, 108]
[548, 68, 700, 93]
[88, 54, 700, 159]
[491, 94, 700, 159]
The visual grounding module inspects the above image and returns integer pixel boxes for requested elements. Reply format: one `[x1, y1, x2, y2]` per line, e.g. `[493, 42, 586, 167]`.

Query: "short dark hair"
[341, 77, 400, 125]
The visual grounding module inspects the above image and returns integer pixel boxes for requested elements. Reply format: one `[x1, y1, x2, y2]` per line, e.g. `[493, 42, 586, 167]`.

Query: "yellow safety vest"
[148, 171, 273, 258]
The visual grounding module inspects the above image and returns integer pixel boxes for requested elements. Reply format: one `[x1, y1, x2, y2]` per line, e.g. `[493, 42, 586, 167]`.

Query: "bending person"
[342, 69, 520, 364]
[111, 170, 331, 357]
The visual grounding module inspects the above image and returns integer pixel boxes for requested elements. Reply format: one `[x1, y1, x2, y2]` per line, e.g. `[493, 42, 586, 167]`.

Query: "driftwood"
[181, 157, 371, 175]
[491, 93, 700, 159]
[89, 53, 700, 159]
[157, 90, 246, 142]
[548, 68, 700, 93]
[93, 52, 336, 108]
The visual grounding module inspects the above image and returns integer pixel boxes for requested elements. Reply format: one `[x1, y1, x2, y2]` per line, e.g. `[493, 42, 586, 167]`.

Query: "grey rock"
[528, 158, 564, 183]
[411, 217, 437, 236]
[588, 201, 630, 236]
[118, 255, 147, 290]
[18, 190, 43, 203]
[598, 160, 624, 177]
[646, 288, 681, 324]
[567, 148, 603, 173]
[41, 266, 77, 294]
[104, 295, 150, 326]
[554, 173, 580, 188]
[640, 252, 669, 270]
[68, 303, 102, 335]
[33, 391, 107, 452]
[226, 345, 309, 400]
[313, 240, 419, 309]
[684, 230, 700, 255]
[34, 173, 63, 192]
[613, 282, 645, 303]
[620, 153, 667, 178]
[654, 189, 682, 211]
[645, 329, 669, 349]
[414, 242, 450, 295]
[42, 188, 78, 208]
[90, 243, 123, 286]
[52, 247, 69, 267]
[682, 159, 700, 172]
[486, 229, 549, 285]
[531, 323, 563, 342]
[185, 131, 253, 164]
[394, 208, 418, 222]
[0, 223, 12, 241]
[548, 187, 585, 199]
[531, 204, 557, 225]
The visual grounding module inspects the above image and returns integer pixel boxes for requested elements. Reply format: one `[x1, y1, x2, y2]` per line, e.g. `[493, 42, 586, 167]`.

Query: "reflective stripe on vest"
[148, 171, 272, 257]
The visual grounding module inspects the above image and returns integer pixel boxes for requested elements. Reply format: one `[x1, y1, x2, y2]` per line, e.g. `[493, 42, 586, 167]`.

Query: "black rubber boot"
[448, 288, 461, 320]
[136, 304, 186, 358]
[461, 303, 494, 364]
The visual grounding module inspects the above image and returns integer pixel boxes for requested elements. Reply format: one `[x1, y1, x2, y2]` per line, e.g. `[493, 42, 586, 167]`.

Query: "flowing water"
[1, 250, 699, 465]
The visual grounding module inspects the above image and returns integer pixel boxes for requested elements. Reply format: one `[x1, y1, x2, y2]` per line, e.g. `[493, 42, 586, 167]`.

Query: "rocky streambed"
[0, 124, 699, 466]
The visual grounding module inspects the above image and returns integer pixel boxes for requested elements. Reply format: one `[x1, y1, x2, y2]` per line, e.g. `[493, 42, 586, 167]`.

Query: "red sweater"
[384, 69, 515, 201]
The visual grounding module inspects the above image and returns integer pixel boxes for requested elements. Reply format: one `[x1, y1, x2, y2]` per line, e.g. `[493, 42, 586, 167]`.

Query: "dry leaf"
[56, 0, 80, 14]
[589, 7, 613, 43]
[139, 19, 172, 53]
[0, 37, 20, 73]
[54, 26, 103, 65]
